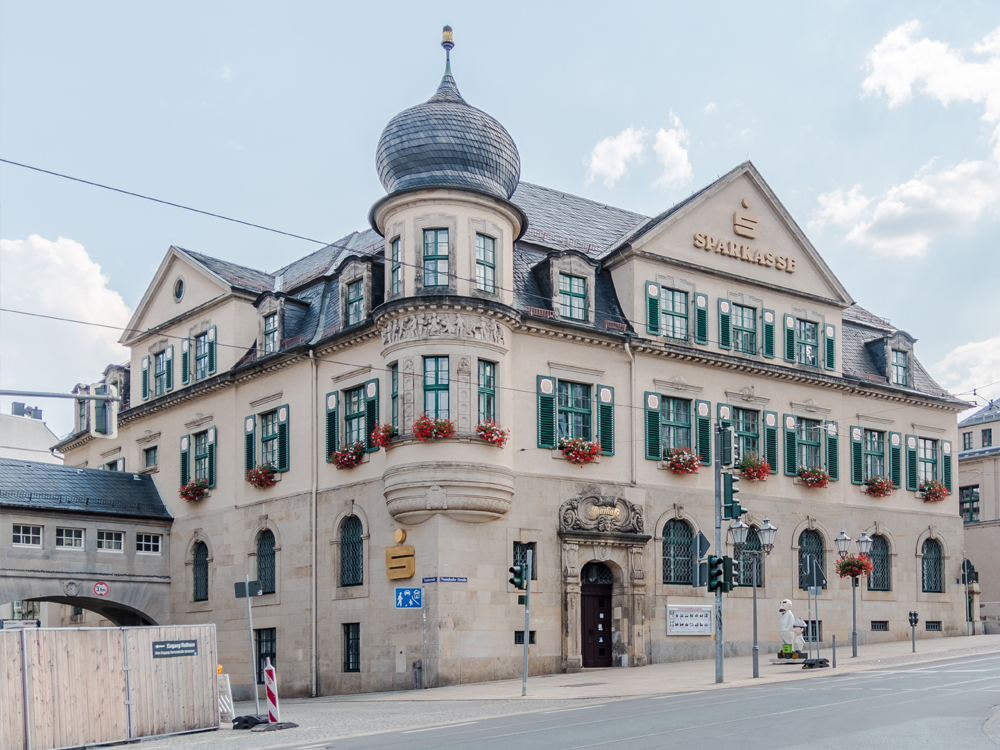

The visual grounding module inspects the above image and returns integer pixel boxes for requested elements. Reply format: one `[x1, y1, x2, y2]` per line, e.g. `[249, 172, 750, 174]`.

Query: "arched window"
[798, 530, 825, 590]
[257, 529, 276, 595]
[662, 520, 693, 584]
[736, 526, 764, 587]
[868, 535, 891, 591]
[340, 516, 364, 587]
[192, 541, 209, 602]
[581, 561, 614, 585]
[922, 538, 943, 593]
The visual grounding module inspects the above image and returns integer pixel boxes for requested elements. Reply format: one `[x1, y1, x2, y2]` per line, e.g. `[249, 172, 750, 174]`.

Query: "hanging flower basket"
[864, 475, 894, 498]
[919, 479, 949, 503]
[664, 447, 702, 475]
[738, 453, 771, 481]
[798, 466, 830, 488]
[179, 478, 209, 503]
[370, 423, 397, 449]
[475, 419, 510, 447]
[246, 463, 277, 489]
[558, 437, 601, 466]
[835, 553, 873, 579]
[412, 414, 456, 441]
[331, 441, 366, 469]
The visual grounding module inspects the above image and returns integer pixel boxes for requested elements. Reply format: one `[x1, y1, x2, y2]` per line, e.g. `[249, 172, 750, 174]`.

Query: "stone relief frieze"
[380, 313, 505, 346]
[559, 491, 644, 535]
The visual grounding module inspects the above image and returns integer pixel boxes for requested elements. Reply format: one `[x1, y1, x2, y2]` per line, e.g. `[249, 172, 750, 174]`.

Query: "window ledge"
[384, 433, 502, 450]
[186, 600, 213, 614]
[793, 478, 828, 489]
[139, 465, 158, 475]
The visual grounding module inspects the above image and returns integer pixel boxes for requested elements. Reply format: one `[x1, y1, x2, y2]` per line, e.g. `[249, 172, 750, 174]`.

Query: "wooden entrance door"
[580, 561, 614, 668]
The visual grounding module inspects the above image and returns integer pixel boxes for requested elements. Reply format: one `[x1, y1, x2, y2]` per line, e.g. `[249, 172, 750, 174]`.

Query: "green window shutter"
[889, 432, 903, 489]
[695, 400, 712, 466]
[763, 411, 778, 473]
[783, 414, 798, 475]
[325, 393, 339, 458]
[825, 421, 839, 481]
[141, 356, 150, 400]
[181, 339, 190, 385]
[717, 403, 733, 429]
[116, 457, 125, 472]
[942, 440, 953, 492]
[276, 404, 289, 472]
[644, 392, 661, 460]
[537, 376, 557, 449]
[244, 416, 256, 474]
[762, 310, 775, 359]
[165, 345, 174, 391]
[850, 426, 863, 484]
[207, 426, 217, 488]
[718, 299, 732, 350]
[598, 385, 614, 456]
[207, 326, 217, 375]
[364, 379, 379, 452]
[694, 293, 709, 345]
[824, 324, 836, 370]
[180, 434, 190, 487]
[94, 385, 108, 435]
[645, 282, 660, 336]
[905, 434, 918, 491]
[783, 314, 796, 362]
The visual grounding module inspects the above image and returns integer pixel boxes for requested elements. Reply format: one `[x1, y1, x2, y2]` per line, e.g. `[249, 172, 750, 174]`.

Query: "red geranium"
[370, 423, 397, 449]
[179, 478, 209, 503]
[246, 463, 276, 489]
[738, 453, 771, 481]
[475, 419, 510, 447]
[864, 475, 894, 498]
[836, 554, 874, 579]
[412, 414, 456, 441]
[665, 447, 702, 475]
[331, 442, 366, 469]
[798, 466, 830, 488]
[559, 437, 601, 466]
[920, 479, 949, 503]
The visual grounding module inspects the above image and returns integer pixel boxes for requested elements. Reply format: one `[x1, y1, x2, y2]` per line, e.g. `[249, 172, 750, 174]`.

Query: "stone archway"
[0, 576, 168, 626]
[558, 489, 650, 671]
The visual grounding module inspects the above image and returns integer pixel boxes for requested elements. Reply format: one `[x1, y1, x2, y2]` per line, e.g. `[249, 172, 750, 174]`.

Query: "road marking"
[296, 745, 330, 749]
[401, 721, 478, 734]
[651, 691, 706, 700]
[543, 704, 606, 714]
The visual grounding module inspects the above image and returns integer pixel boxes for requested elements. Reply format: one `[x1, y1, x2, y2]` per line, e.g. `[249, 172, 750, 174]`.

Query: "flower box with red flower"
[558, 437, 601, 466]
[246, 463, 277, 489]
[179, 478, 209, 503]
[738, 453, 771, 482]
[370, 423, 397, 449]
[919, 479, 949, 503]
[664, 447, 702, 475]
[331, 441, 366, 470]
[475, 419, 509, 447]
[864, 475, 894, 498]
[412, 414, 456, 441]
[798, 466, 830, 488]
[835, 553, 874, 579]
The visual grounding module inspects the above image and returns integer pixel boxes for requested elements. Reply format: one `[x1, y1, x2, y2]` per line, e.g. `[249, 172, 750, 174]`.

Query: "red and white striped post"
[263, 657, 280, 723]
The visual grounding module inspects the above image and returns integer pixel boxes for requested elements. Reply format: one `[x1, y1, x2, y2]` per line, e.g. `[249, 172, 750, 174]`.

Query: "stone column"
[562, 541, 582, 671]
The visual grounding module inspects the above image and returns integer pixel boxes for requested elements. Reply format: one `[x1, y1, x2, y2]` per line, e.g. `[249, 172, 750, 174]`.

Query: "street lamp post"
[836, 529, 873, 658]
[729, 516, 778, 678]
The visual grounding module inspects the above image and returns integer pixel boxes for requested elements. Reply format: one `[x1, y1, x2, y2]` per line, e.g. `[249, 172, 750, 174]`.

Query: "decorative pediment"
[654, 376, 703, 398]
[559, 490, 644, 534]
[725, 386, 770, 406]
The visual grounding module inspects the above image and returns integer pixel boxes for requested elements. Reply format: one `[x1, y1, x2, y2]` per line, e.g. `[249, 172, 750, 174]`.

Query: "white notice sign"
[667, 604, 714, 636]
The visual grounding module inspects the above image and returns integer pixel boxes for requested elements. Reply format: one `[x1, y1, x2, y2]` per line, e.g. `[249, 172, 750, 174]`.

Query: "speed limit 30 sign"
[93, 582, 109, 597]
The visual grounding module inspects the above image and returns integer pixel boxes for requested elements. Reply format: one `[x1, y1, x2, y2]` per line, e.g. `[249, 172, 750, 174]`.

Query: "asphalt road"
[283, 653, 1000, 750]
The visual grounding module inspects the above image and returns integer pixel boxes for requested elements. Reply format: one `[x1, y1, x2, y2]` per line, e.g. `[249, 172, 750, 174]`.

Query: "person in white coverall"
[779, 598, 806, 652]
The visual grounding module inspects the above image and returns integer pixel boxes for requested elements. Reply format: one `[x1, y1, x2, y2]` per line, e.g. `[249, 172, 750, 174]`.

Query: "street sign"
[93, 582, 109, 597]
[691, 531, 710, 561]
[422, 577, 437, 583]
[808, 586, 823, 596]
[2, 619, 40, 630]
[234, 581, 263, 598]
[440, 576, 467, 583]
[395, 587, 422, 609]
[692, 560, 708, 588]
[152, 640, 198, 658]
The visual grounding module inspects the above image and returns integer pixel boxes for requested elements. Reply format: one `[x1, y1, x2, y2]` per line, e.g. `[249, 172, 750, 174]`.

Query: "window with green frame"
[154, 351, 167, 395]
[344, 386, 365, 445]
[891, 349, 908, 386]
[660, 288, 688, 339]
[346, 280, 363, 325]
[732, 408, 758, 462]
[733, 304, 756, 353]
[194, 431, 209, 481]
[863, 429, 885, 479]
[390, 237, 402, 295]
[423, 229, 449, 287]
[144, 446, 158, 468]
[260, 410, 278, 466]
[797, 417, 822, 469]
[423, 357, 449, 418]
[195, 332, 209, 380]
[984, 428, 993, 447]
[963, 432, 973, 450]
[918, 437, 937, 482]
[659, 397, 691, 455]
[557, 381, 591, 440]
[558, 274, 587, 321]
[77, 398, 87, 432]
[475, 234, 496, 293]
[796, 320, 819, 366]
[960, 486, 980, 523]
[390, 363, 399, 429]
[263, 313, 278, 353]
[662, 519, 693, 584]
[478, 360, 496, 422]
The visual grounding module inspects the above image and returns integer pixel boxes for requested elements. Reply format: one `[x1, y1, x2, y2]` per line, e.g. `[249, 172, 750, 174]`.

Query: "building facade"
[55, 34, 968, 698]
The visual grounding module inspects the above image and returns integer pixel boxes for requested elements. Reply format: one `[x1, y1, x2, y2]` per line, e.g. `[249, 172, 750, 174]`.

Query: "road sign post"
[522, 549, 532, 697]
[235, 575, 264, 718]
[714, 423, 723, 684]
[393, 587, 425, 689]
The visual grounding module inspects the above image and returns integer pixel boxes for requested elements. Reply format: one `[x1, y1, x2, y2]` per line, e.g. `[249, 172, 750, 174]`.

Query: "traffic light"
[722, 556, 740, 593]
[908, 611, 919, 627]
[706, 556, 725, 592]
[720, 426, 733, 466]
[723, 473, 743, 519]
[509, 565, 525, 590]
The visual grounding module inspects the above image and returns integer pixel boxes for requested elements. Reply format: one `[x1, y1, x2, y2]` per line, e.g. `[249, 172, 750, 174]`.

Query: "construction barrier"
[263, 657, 280, 723]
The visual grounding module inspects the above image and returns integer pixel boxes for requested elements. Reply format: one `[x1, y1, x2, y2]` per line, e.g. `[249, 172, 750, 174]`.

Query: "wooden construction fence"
[0, 624, 218, 750]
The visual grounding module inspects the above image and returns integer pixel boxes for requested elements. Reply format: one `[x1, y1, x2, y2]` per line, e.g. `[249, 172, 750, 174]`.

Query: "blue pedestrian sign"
[395, 587, 422, 609]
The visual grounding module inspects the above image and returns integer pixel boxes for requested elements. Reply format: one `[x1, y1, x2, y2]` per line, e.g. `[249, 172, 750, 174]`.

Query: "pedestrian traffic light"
[509, 565, 525, 590]
[707, 556, 725, 592]
[723, 473, 743, 519]
[722, 556, 740, 593]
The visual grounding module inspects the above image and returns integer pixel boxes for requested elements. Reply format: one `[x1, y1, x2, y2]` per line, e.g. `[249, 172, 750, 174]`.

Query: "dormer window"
[891, 349, 908, 386]
[347, 280, 363, 325]
[263, 313, 278, 354]
[390, 238, 402, 295]
[733, 304, 756, 353]
[660, 288, 688, 339]
[476, 234, 496, 293]
[796, 320, 819, 366]
[559, 274, 587, 321]
[423, 229, 449, 287]
[153, 351, 167, 396]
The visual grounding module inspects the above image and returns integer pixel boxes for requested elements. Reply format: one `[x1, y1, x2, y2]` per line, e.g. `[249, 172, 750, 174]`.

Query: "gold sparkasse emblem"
[588, 505, 622, 521]
[733, 197, 758, 239]
[386, 545, 415, 580]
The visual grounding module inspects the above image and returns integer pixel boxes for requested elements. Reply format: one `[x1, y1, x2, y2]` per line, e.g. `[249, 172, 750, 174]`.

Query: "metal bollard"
[413, 660, 422, 690]
[832, 635, 836, 668]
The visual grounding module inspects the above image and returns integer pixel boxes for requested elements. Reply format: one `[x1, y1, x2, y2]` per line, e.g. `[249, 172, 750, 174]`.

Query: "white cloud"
[0, 235, 132, 438]
[585, 127, 646, 187]
[930, 330, 1000, 419]
[652, 113, 693, 189]
[703, 102, 716, 114]
[809, 185, 871, 229]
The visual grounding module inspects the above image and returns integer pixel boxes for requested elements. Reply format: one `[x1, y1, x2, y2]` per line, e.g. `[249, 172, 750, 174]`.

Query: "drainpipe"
[309, 349, 318, 697]
[624, 341, 636, 486]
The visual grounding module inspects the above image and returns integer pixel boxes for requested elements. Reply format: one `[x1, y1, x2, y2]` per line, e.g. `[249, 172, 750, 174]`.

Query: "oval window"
[173, 279, 184, 301]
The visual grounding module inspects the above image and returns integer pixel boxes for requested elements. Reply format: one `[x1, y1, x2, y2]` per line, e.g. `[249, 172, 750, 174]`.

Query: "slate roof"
[0, 458, 171, 520]
[178, 247, 274, 293]
[960, 401, 1000, 428]
[960, 445, 1000, 460]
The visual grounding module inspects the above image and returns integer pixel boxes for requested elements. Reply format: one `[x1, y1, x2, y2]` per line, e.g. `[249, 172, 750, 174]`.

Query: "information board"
[666, 604, 714, 635]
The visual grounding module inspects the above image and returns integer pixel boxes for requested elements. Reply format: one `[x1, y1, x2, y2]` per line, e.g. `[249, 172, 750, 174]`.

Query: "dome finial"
[442, 25, 454, 73]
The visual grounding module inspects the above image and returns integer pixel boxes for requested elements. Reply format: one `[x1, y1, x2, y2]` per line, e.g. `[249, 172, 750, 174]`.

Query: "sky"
[1, 1, 999, 439]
